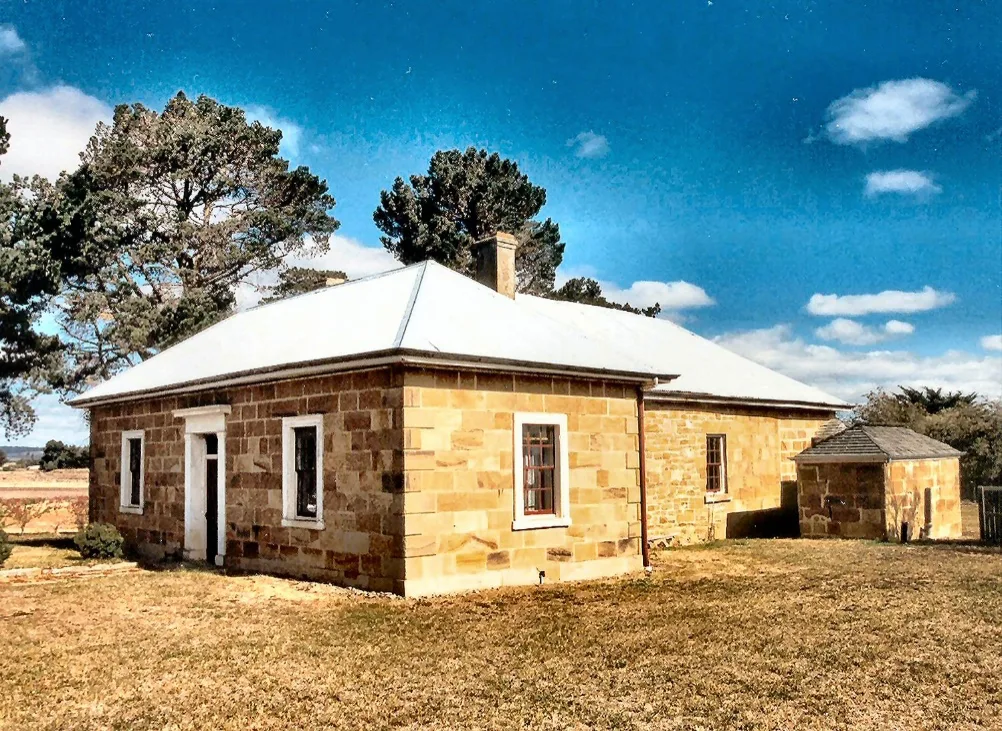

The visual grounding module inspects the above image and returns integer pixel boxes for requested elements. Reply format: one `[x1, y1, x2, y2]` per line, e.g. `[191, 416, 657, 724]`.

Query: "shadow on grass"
[8, 533, 77, 550]
[908, 538, 1002, 557]
[668, 539, 753, 552]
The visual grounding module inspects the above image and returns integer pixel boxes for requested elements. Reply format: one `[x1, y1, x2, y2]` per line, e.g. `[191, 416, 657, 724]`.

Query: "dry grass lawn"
[2, 539, 1001, 731]
[1, 536, 114, 571]
[3, 543, 85, 570]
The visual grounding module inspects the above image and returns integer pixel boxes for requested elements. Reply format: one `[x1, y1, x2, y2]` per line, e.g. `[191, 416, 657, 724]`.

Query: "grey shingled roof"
[811, 419, 848, 445]
[795, 425, 963, 462]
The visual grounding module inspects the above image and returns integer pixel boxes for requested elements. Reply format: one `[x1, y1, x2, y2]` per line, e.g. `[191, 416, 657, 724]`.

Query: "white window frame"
[119, 430, 145, 514]
[705, 433, 728, 496]
[512, 412, 571, 531]
[281, 414, 325, 529]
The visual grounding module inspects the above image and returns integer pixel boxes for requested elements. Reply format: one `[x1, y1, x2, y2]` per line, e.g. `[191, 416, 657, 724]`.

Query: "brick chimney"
[472, 231, 517, 298]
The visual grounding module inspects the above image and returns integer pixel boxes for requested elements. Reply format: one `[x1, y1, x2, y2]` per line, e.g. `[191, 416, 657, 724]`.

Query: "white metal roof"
[71, 262, 671, 406]
[518, 295, 849, 409]
[70, 260, 848, 409]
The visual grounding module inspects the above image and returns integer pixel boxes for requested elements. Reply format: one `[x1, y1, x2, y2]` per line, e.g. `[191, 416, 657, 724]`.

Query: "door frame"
[174, 405, 230, 565]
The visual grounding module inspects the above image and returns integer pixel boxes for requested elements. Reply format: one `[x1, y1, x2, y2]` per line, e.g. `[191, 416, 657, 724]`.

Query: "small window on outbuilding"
[706, 434, 727, 493]
[120, 430, 145, 514]
[281, 415, 324, 528]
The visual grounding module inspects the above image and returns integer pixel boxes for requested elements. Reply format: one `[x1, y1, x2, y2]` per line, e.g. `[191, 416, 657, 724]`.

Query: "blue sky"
[1, 0, 1000, 445]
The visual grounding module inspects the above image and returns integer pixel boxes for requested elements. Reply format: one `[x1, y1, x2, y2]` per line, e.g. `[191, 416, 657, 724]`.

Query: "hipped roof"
[794, 425, 963, 463]
[71, 260, 850, 410]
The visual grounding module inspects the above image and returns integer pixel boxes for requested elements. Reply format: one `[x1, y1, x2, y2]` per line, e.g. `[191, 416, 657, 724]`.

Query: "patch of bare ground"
[961, 500, 981, 540]
[1, 539, 1000, 730]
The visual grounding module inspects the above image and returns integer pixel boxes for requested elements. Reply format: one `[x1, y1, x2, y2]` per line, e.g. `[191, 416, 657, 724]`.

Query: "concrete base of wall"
[401, 554, 644, 598]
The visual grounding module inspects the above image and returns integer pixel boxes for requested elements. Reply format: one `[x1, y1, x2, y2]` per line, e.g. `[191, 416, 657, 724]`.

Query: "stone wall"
[797, 462, 887, 539]
[399, 369, 642, 597]
[643, 403, 832, 545]
[89, 368, 405, 591]
[886, 458, 962, 540]
[797, 458, 964, 541]
[88, 363, 843, 594]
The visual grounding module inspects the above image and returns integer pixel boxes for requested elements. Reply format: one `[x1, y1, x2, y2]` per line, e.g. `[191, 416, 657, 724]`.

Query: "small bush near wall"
[74, 524, 124, 560]
[0, 529, 11, 567]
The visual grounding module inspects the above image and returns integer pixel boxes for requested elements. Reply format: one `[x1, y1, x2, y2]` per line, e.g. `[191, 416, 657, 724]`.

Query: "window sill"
[704, 493, 731, 505]
[119, 505, 143, 515]
[281, 517, 325, 530]
[512, 515, 572, 531]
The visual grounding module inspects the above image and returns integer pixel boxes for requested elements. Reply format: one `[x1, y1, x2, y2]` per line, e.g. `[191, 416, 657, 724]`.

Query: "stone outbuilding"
[795, 425, 963, 541]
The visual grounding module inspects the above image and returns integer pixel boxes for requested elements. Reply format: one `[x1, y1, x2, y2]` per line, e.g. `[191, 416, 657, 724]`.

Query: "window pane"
[706, 435, 725, 493]
[128, 438, 142, 505]
[522, 424, 557, 515]
[204, 433, 218, 455]
[294, 426, 318, 518]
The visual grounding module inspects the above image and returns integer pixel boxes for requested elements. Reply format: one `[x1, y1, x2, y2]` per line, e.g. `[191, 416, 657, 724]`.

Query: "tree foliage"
[0, 116, 66, 437]
[552, 277, 661, 317]
[261, 266, 348, 304]
[894, 386, 978, 415]
[45, 92, 340, 392]
[374, 147, 564, 295]
[38, 439, 89, 471]
[856, 388, 1002, 499]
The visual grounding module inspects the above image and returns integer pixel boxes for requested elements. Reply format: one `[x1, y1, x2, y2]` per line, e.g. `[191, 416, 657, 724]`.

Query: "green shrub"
[73, 523, 124, 560]
[0, 529, 11, 568]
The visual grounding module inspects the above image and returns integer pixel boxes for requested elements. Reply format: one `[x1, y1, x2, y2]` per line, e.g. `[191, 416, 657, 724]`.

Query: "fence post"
[979, 486, 986, 543]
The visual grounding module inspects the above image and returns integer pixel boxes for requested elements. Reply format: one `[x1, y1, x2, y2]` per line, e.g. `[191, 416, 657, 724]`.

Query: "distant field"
[0, 468, 88, 499]
[0, 469, 88, 534]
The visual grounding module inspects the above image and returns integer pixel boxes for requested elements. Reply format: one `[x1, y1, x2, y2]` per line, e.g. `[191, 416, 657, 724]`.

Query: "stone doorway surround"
[174, 405, 230, 565]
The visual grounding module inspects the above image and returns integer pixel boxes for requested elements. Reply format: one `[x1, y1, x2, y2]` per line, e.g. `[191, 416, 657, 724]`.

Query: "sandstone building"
[71, 233, 848, 596]
[795, 424, 963, 541]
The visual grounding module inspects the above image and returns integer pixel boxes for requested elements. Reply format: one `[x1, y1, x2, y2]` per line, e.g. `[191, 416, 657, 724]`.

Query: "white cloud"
[567, 131, 610, 159]
[0, 85, 110, 181]
[235, 234, 400, 310]
[807, 286, 955, 317]
[815, 318, 915, 346]
[715, 325, 1002, 402]
[555, 266, 714, 318]
[822, 78, 976, 146]
[0, 25, 37, 86]
[0, 25, 27, 55]
[3, 393, 88, 447]
[864, 169, 941, 197]
[601, 279, 714, 313]
[982, 335, 1002, 352]
[245, 105, 303, 159]
[883, 320, 915, 336]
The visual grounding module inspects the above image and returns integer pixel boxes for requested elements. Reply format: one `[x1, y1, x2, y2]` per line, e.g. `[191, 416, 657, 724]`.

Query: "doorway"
[174, 405, 230, 565]
[204, 433, 219, 565]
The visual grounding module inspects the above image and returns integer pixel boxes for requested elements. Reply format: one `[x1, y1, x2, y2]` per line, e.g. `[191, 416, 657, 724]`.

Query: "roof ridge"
[392, 261, 429, 348]
[240, 260, 418, 314]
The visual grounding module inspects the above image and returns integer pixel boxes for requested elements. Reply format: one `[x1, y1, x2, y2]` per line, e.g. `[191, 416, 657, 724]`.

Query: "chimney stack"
[472, 231, 517, 299]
